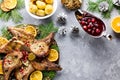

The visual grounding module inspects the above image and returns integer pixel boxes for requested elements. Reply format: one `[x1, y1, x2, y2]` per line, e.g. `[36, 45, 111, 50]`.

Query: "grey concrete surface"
[0, 0, 120, 80]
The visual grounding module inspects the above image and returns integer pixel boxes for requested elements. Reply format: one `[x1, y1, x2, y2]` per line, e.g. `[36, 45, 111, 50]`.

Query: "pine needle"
[87, 0, 119, 19]
[11, 9, 23, 23]
[1, 27, 12, 40]
[0, 0, 24, 23]
[37, 22, 58, 39]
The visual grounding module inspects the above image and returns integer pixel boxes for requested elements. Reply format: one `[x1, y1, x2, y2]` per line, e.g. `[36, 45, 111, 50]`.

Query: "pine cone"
[99, 1, 109, 12]
[113, 0, 120, 6]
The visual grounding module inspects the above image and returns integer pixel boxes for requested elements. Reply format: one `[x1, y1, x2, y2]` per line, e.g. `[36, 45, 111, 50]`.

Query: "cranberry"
[93, 27, 96, 30]
[83, 26, 88, 30]
[91, 18, 95, 23]
[88, 29, 91, 32]
[81, 21, 86, 25]
[94, 23, 98, 27]
[87, 25, 91, 28]
[92, 30, 95, 34]
[87, 19, 91, 22]
[96, 28, 100, 33]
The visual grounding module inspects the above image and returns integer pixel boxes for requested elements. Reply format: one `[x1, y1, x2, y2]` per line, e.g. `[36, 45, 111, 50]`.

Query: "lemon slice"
[0, 37, 8, 47]
[28, 53, 36, 61]
[30, 71, 43, 80]
[47, 49, 58, 62]
[24, 25, 37, 37]
[111, 16, 120, 33]
[4, 0, 17, 9]
[0, 60, 3, 74]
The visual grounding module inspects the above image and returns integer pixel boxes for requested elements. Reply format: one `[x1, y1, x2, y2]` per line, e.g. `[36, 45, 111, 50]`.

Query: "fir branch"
[42, 71, 56, 80]
[0, 0, 24, 23]
[87, 1, 99, 12]
[37, 22, 58, 39]
[16, 0, 24, 9]
[50, 44, 59, 51]
[11, 9, 23, 23]
[1, 27, 12, 40]
[87, 0, 115, 18]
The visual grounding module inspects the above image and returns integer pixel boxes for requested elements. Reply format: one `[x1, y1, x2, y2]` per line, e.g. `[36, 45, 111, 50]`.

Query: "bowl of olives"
[25, 0, 57, 19]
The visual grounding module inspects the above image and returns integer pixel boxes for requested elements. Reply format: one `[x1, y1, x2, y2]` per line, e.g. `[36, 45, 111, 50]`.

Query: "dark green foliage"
[0, 0, 24, 23]
[36, 22, 58, 39]
[42, 71, 56, 80]
[87, 0, 119, 18]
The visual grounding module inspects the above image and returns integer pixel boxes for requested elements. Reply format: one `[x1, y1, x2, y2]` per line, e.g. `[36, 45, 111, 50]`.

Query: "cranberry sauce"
[75, 10, 106, 36]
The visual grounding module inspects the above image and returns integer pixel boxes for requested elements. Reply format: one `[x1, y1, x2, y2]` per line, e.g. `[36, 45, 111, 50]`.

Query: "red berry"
[96, 28, 100, 33]
[83, 26, 87, 30]
[88, 29, 91, 32]
[92, 30, 95, 34]
[87, 19, 91, 22]
[91, 18, 95, 23]
[88, 25, 91, 28]
[81, 21, 85, 25]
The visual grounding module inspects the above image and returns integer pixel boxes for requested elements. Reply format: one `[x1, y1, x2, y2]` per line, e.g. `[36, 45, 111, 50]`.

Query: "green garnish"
[0, 0, 24, 23]
[36, 22, 58, 39]
[42, 71, 56, 80]
[50, 44, 59, 52]
[87, 0, 118, 18]
[1, 27, 12, 40]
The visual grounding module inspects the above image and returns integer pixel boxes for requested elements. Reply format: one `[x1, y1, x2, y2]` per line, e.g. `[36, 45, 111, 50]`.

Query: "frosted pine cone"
[99, 1, 109, 12]
[113, 0, 120, 6]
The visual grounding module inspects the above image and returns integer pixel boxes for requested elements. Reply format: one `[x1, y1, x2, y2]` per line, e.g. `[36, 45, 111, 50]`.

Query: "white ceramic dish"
[25, 0, 57, 19]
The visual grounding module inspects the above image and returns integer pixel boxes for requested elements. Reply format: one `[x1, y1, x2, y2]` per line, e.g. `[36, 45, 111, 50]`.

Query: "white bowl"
[25, 0, 57, 19]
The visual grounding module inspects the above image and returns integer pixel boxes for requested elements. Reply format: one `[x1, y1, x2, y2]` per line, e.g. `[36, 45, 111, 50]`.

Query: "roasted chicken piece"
[15, 62, 34, 80]
[3, 50, 23, 80]
[0, 37, 24, 54]
[31, 59, 62, 71]
[8, 27, 34, 43]
[30, 32, 54, 57]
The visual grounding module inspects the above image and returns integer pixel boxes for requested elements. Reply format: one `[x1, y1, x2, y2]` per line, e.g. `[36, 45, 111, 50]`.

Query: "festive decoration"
[70, 26, 79, 33]
[58, 26, 67, 36]
[113, 0, 120, 6]
[57, 13, 67, 25]
[87, 0, 120, 18]
[99, 1, 109, 12]
[0, 0, 24, 23]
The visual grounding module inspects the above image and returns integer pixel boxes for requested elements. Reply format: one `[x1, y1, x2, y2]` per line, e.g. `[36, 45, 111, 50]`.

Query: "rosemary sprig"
[0, 0, 24, 23]
[87, 0, 118, 18]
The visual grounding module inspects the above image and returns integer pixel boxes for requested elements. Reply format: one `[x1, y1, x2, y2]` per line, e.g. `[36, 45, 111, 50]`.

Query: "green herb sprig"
[87, 0, 119, 18]
[42, 71, 56, 80]
[0, 0, 24, 23]
[1, 27, 12, 40]
[37, 22, 58, 39]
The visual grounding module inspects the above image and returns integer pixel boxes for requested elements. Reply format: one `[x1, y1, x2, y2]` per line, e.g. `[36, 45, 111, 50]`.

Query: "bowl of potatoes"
[25, 0, 57, 19]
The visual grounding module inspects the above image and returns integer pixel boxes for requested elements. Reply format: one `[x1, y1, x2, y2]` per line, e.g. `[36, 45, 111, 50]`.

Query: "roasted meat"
[31, 59, 62, 71]
[3, 50, 23, 80]
[30, 32, 54, 57]
[0, 37, 24, 54]
[15, 62, 34, 80]
[8, 27, 34, 43]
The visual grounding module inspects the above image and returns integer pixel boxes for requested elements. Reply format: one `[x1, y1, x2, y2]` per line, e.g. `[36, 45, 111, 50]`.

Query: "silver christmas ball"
[113, 0, 120, 6]
[99, 1, 109, 12]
